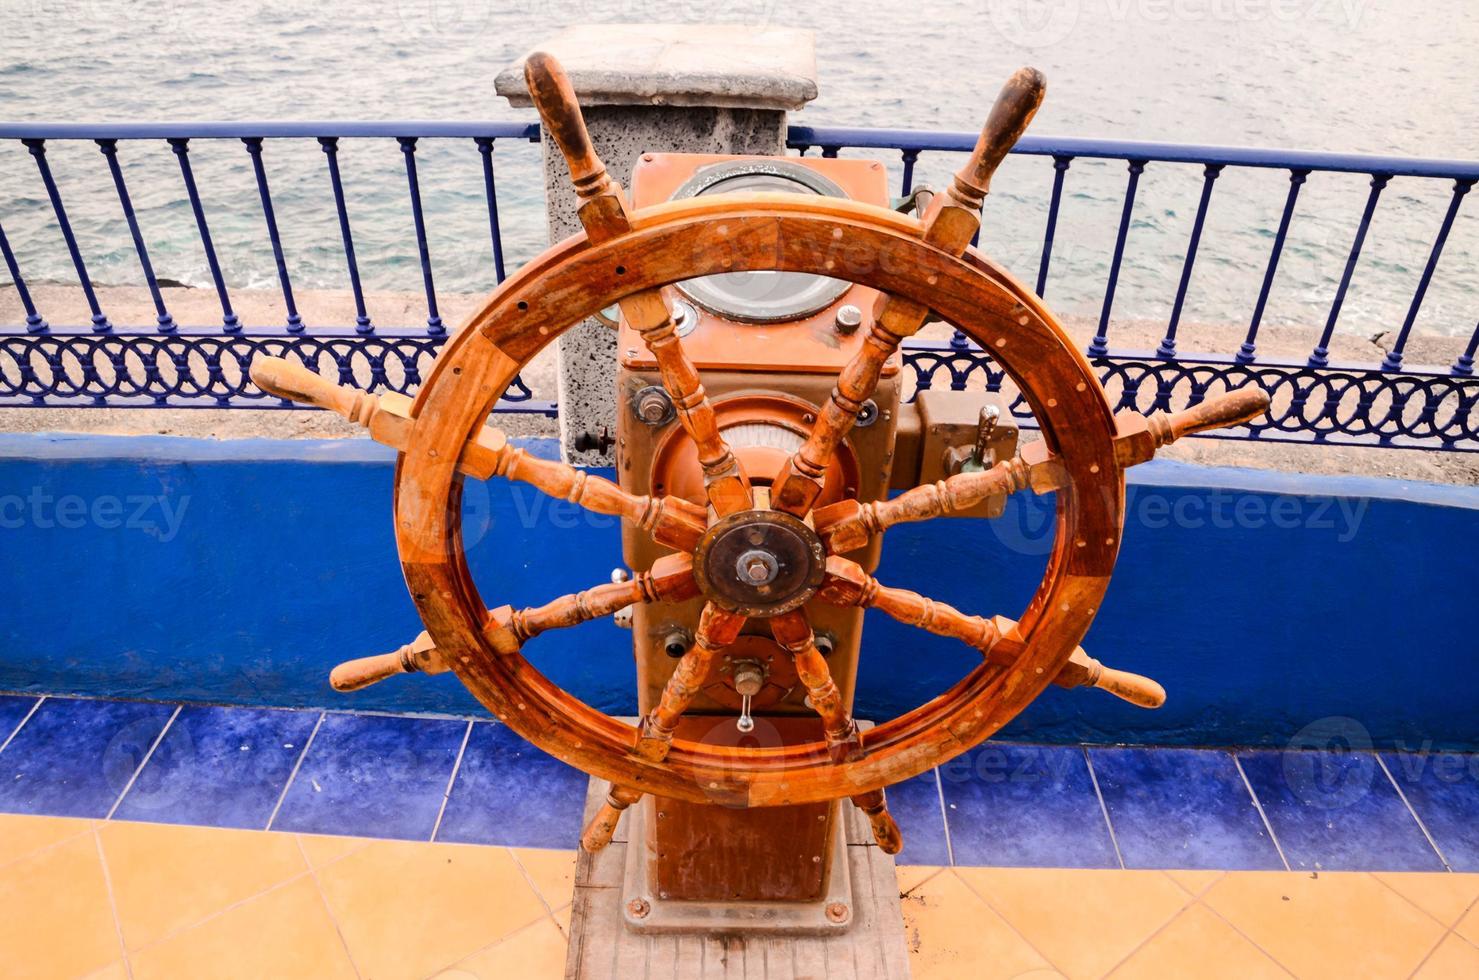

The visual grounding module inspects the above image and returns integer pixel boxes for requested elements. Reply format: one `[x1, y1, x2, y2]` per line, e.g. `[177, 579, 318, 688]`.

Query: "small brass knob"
[834, 304, 863, 335]
[732, 661, 766, 697]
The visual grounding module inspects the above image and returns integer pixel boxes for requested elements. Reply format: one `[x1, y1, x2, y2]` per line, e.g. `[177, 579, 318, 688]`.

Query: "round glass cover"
[671, 160, 853, 323]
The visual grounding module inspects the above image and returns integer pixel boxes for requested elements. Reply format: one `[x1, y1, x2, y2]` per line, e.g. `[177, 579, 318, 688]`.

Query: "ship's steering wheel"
[252, 53, 1267, 853]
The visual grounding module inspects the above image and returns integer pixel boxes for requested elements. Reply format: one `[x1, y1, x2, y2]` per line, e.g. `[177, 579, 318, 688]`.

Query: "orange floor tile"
[2, 813, 1477, 979]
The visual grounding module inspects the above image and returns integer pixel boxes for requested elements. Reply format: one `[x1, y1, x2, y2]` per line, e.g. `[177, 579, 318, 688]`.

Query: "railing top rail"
[787, 125, 1479, 180]
[0, 121, 542, 141]
[3, 120, 1475, 181]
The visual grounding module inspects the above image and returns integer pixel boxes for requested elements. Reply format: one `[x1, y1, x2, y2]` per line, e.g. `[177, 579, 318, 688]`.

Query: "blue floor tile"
[0, 694, 39, 744]
[886, 769, 951, 866]
[113, 705, 320, 830]
[940, 743, 1118, 869]
[0, 697, 176, 818]
[270, 713, 468, 841]
[1381, 751, 1479, 871]
[1238, 749, 1444, 871]
[435, 721, 587, 848]
[1090, 747, 1284, 870]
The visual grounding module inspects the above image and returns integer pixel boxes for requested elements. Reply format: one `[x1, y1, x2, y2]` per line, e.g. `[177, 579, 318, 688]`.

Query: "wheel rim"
[394, 194, 1124, 807]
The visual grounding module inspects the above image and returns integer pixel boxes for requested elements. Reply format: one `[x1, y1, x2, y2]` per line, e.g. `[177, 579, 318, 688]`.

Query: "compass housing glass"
[670, 160, 853, 323]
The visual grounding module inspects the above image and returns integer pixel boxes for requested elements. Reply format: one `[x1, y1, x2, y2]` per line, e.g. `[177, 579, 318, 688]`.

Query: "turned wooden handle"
[524, 51, 607, 193]
[330, 631, 442, 693]
[330, 652, 412, 692]
[580, 786, 641, 852]
[956, 67, 1046, 202]
[1152, 387, 1271, 446]
[852, 790, 903, 855]
[1061, 649, 1166, 709]
[250, 356, 363, 419]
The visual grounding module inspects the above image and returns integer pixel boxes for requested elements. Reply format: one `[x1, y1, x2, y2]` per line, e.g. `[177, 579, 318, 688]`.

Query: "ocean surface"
[1, 0, 1475, 342]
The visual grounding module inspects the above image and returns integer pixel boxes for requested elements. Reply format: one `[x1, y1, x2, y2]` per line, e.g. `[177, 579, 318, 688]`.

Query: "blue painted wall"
[2, 433, 1475, 750]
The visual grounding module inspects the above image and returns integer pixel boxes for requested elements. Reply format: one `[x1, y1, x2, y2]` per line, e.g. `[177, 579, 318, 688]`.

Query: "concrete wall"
[2, 432, 1475, 751]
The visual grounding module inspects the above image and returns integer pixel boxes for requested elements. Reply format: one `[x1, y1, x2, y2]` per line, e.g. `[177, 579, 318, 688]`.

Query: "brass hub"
[693, 509, 827, 617]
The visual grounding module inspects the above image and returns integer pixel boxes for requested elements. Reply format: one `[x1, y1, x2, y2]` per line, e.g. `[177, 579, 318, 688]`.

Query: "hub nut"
[632, 386, 675, 426]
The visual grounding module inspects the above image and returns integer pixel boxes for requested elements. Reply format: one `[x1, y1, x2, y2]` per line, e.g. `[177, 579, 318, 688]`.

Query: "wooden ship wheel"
[251, 53, 1268, 936]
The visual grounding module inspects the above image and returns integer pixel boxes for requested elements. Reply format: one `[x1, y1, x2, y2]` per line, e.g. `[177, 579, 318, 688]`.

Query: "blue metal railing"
[1, 120, 1474, 449]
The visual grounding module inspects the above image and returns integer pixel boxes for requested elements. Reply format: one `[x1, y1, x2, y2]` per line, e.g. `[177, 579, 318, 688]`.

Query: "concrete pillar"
[496, 24, 819, 465]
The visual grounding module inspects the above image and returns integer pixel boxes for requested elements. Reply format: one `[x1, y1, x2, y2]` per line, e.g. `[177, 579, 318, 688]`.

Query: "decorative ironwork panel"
[901, 341, 1479, 452]
[0, 327, 549, 414]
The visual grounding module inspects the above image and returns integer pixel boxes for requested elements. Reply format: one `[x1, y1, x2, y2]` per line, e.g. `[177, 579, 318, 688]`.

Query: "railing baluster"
[1239, 169, 1308, 364]
[22, 139, 110, 332]
[1036, 155, 1072, 297]
[1158, 163, 1223, 358]
[1089, 159, 1147, 358]
[96, 139, 174, 332]
[0, 216, 48, 333]
[1382, 178, 1473, 371]
[168, 138, 240, 331]
[318, 137, 372, 334]
[1453, 322, 1478, 377]
[1308, 173, 1390, 368]
[899, 149, 920, 196]
[243, 137, 303, 333]
[398, 136, 444, 336]
[475, 137, 508, 284]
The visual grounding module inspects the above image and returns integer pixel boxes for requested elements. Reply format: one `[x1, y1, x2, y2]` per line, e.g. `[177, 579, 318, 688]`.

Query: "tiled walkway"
[2, 694, 1479, 977]
[2, 813, 1477, 979]
[2, 694, 1475, 873]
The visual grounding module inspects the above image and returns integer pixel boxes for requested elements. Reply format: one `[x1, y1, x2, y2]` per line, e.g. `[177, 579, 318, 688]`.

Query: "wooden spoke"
[813, 387, 1273, 553]
[633, 603, 747, 762]
[485, 554, 698, 651]
[488, 445, 708, 553]
[819, 556, 1164, 708]
[814, 454, 1038, 554]
[817, 556, 1006, 651]
[248, 356, 707, 552]
[768, 610, 865, 763]
[580, 783, 642, 853]
[524, 52, 752, 516]
[770, 68, 1047, 517]
[851, 789, 903, 854]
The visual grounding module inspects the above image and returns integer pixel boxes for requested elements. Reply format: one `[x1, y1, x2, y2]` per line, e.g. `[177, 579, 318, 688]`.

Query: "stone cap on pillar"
[495, 23, 818, 111]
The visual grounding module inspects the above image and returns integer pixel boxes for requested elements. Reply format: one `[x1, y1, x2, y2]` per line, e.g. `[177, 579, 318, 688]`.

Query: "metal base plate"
[565, 777, 911, 979]
[620, 792, 852, 935]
